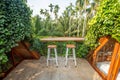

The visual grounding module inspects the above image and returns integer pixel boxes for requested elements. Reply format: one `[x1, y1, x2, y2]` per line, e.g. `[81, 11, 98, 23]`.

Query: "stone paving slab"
[4, 57, 102, 80]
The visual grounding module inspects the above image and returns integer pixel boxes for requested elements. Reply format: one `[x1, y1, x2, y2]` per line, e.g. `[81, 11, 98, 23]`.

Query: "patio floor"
[4, 57, 102, 80]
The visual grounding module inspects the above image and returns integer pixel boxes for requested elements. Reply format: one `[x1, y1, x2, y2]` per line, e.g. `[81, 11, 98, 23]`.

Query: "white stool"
[47, 45, 58, 67]
[65, 44, 77, 67]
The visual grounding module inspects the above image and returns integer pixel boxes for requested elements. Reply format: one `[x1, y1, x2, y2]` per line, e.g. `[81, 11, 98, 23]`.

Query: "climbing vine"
[0, 0, 32, 64]
[85, 0, 120, 49]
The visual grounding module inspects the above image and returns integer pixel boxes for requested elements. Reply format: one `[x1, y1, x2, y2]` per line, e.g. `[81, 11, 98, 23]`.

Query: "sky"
[27, 0, 76, 16]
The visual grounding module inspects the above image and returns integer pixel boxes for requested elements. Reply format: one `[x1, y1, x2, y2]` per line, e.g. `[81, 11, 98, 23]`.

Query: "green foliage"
[36, 0, 99, 37]
[30, 38, 41, 53]
[34, 15, 42, 35]
[76, 42, 89, 58]
[0, 0, 32, 63]
[30, 1, 99, 58]
[85, 0, 120, 49]
[38, 40, 88, 58]
[0, 53, 8, 64]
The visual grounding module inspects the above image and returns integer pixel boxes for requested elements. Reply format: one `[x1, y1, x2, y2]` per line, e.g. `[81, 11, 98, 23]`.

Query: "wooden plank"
[13, 48, 24, 59]
[40, 37, 84, 42]
[89, 63, 107, 80]
[11, 50, 15, 66]
[107, 42, 120, 80]
[107, 43, 120, 80]
[92, 37, 109, 65]
[21, 41, 40, 59]
[112, 51, 120, 80]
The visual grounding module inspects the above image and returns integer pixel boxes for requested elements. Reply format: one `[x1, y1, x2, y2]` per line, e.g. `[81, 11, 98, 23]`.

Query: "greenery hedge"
[0, 0, 32, 64]
[35, 41, 89, 58]
[85, 0, 120, 49]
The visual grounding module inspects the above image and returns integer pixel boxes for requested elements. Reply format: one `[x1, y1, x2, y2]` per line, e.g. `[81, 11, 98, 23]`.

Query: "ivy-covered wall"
[85, 0, 120, 49]
[0, 0, 32, 63]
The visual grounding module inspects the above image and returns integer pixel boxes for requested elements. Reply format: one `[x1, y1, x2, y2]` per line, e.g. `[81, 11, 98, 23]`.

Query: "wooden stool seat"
[48, 45, 57, 48]
[66, 44, 75, 48]
[65, 44, 77, 67]
[47, 45, 58, 67]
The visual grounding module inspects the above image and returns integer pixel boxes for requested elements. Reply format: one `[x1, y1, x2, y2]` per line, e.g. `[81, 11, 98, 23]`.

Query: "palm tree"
[40, 9, 44, 14]
[82, 0, 87, 37]
[66, 3, 75, 36]
[82, 0, 100, 37]
[58, 10, 70, 36]
[49, 3, 54, 13]
[76, 0, 98, 37]
[54, 5, 60, 19]
[75, 0, 85, 37]
[34, 15, 42, 36]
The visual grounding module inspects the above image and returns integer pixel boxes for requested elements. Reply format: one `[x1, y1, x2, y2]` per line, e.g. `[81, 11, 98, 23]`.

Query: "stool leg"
[65, 48, 69, 66]
[47, 48, 50, 66]
[73, 48, 77, 66]
[54, 48, 58, 67]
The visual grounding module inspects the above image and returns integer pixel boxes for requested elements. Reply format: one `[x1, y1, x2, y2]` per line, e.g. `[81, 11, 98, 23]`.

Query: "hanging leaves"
[0, 0, 32, 64]
[85, 0, 120, 49]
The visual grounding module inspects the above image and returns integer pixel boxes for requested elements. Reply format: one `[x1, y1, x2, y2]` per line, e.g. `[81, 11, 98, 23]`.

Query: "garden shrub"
[0, 0, 32, 64]
[76, 42, 89, 58]
[85, 0, 120, 49]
